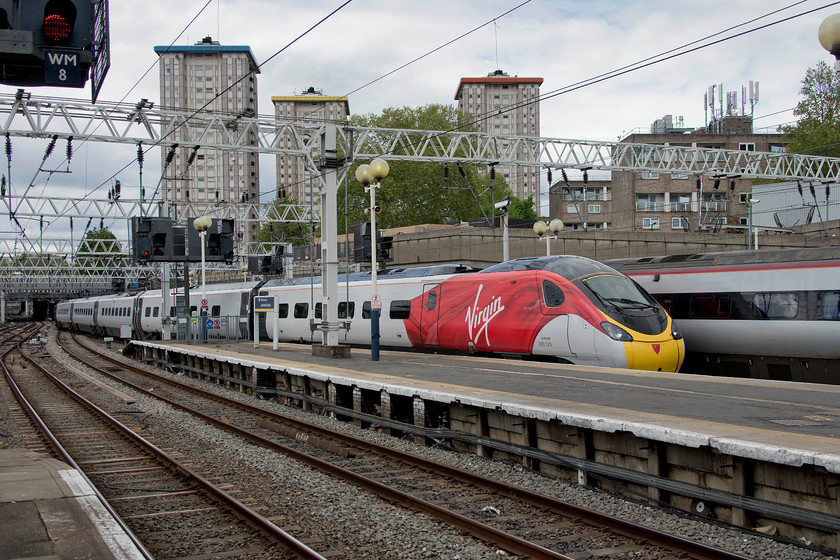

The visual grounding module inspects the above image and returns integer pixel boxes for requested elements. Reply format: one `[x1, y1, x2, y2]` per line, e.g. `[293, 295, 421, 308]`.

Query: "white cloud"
[1, 0, 835, 240]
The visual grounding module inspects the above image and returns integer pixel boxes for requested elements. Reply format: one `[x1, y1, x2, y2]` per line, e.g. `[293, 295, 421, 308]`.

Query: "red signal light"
[141, 250, 150, 259]
[43, 13, 72, 43]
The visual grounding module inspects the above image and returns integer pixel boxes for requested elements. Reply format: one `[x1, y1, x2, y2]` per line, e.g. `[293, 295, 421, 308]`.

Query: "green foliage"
[780, 61, 840, 158]
[341, 104, 512, 231]
[75, 227, 125, 270]
[256, 195, 317, 246]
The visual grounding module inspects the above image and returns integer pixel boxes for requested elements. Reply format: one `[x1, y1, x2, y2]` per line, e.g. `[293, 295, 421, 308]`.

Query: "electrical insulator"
[583, 170, 588, 184]
[5, 133, 11, 160]
[44, 135, 57, 159]
[444, 163, 449, 180]
[66, 136, 73, 162]
[490, 165, 496, 181]
[137, 144, 144, 165]
[713, 179, 720, 190]
[696, 178, 701, 190]
[546, 168, 552, 185]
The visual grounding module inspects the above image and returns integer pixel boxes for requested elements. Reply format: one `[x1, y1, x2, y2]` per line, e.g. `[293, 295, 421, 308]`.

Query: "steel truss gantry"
[1, 93, 839, 297]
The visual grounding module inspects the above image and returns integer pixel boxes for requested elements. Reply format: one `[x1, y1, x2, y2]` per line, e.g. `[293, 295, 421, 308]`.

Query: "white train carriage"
[136, 281, 264, 340]
[259, 268, 453, 346]
[54, 300, 73, 330]
[94, 292, 141, 337]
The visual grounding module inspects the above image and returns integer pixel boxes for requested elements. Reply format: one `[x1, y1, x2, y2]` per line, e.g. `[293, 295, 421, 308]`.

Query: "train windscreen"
[581, 274, 669, 336]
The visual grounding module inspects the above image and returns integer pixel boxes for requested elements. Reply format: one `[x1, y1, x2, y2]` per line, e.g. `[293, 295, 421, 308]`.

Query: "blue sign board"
[254, 296, 275, 311]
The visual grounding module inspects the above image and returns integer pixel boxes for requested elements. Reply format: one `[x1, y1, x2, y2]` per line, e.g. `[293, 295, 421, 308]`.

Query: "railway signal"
[0, 0, 110, 101]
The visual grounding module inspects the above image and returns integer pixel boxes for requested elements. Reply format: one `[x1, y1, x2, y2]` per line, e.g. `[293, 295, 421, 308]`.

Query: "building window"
[642, 171, 660, 179]
[636, 194, 659, 211]
[739, 143, 756, 151]
[642, 217, 660, 230]
[588, 204, 601, 214]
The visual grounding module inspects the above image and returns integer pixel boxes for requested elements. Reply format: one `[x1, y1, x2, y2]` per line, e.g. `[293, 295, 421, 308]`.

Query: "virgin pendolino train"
[55, 255, 685, 372]
[604, 246, 840, 383]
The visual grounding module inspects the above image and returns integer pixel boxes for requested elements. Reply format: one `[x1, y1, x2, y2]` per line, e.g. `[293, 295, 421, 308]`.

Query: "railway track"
[0, 325, 327, 560]
[54, 330, 756, 560]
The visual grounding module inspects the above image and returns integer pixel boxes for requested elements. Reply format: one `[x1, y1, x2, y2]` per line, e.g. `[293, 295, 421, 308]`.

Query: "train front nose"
[625, 337, 684, 372]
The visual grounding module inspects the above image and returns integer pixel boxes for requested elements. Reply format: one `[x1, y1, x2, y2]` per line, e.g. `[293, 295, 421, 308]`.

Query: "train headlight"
[600, 321, 634, 342]
[671, 322, 683, 340]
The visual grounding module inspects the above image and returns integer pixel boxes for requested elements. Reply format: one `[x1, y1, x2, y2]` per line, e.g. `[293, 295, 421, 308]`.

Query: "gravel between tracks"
[2, 331, 836, 560]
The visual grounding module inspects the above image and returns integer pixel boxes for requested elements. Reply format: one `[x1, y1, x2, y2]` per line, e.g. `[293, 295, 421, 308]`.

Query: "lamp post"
[819, 14, 840, 231]
[355, 158, 389, 361]
[193, 215, 212, 341]
[533, 219, 564, 256]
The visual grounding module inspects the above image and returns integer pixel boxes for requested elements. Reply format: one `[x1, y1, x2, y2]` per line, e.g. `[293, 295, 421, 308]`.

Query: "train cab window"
[542, 281, 565, 308]
[426, 291, 437, 311]
[145, 307, 151, 318]
[751, 292, 798, 319]
[294, 303, 308, 319]
[390, 300, 411, 320]
[211, 305, 221, 316]
[153, 307, 160, 318]
[363, 301, 371, 319]
[689, 294, 731, 319]
[819, 291, 840, 320]
[315, 303, 322, 319]
[338, 301, 355, 319]
[278, 303, 289, 318]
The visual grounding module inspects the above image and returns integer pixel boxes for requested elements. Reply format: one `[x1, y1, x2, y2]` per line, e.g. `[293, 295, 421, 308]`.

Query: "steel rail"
[67, 332, 755, 560]
[12, 333, 328, 560]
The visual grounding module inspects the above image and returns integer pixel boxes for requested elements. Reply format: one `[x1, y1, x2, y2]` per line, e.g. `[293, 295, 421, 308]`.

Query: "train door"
[420, 283, 441, 346]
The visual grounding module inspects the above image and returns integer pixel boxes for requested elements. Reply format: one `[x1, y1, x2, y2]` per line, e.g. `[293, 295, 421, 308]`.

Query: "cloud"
[0, 0, 835, 241]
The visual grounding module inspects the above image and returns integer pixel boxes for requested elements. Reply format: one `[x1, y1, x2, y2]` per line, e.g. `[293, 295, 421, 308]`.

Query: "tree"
[780, 61, 840, 158]
[255, 194, 317, 247]
[340, 104, 512, 231]
[75, 227, 126, 270]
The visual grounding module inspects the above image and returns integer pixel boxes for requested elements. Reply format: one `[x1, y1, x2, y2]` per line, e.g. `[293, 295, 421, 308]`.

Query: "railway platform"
[133, 338, 840, 551]
[0, 449, 146, 560]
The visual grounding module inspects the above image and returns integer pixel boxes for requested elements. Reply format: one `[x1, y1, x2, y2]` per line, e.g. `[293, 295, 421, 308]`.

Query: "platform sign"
[206, 319, 214, 329]
[254, 296, 275, 312]
[371, 294, 382, 310]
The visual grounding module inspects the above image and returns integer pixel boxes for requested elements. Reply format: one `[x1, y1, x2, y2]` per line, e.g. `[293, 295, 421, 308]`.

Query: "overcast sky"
[1, 0, 838, 244]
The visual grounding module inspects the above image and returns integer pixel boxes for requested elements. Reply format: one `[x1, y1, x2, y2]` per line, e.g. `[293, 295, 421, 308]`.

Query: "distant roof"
[455, 73, 543, 99]
[271, 95, 348, 103]
[154, 39, 259, 72]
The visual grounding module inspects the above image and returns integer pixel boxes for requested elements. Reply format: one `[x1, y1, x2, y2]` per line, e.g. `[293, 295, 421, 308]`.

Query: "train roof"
[481, 255, 620, 278]
[261, 263, 479, 288]
[603, 246, 840, 272]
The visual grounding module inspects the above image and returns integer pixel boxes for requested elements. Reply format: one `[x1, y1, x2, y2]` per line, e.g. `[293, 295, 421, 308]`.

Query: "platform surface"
[0, 449, 146, 560]
[140, 339, 840, 473]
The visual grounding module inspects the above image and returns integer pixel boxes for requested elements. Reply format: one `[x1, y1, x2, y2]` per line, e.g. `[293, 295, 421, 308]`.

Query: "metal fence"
[174, 315, 250, 343]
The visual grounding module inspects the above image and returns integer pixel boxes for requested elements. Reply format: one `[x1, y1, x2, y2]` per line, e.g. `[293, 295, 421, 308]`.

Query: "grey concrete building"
[455, 70, 543, 211]
[272, 87, 350, 207]
[155, 37, 260, 241]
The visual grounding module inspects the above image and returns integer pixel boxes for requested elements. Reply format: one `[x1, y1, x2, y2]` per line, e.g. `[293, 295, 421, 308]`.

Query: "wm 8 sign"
[45, 49, 80, 85]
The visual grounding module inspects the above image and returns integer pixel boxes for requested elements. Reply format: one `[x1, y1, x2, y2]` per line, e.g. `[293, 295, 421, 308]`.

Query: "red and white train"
[55, 256, 685, 372]
[604, 246, 840, 383]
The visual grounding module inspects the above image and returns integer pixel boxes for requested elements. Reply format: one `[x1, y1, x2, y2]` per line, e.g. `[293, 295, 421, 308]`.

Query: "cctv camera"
[494, 197, 511, 210]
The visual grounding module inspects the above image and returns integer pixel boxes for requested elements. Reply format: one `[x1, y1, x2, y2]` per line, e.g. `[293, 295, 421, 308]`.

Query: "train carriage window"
[278, 303, 289, 318]
[153, 307, 159, 318]
[751, 292, 798, 319]
[390, 300, 411, 319]
[363, 301, 371, 319]
[338, 301, 355, 319]
[190, 306, 197, 316]
[315, 303, 322, 319]
[169, 306, 175, 317]
[211, 305, 221, 316]
[145, 307, 151, 318]
[426, 291, 437, 311]
[294, 303, 308, 319]
[819, 291, 840, 320]
[542, 281, 565, 307]
[689, 294, 731, 318]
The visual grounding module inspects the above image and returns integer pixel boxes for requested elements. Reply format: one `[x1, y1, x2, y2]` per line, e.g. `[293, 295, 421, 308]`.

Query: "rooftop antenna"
[749, 80, 759, 119]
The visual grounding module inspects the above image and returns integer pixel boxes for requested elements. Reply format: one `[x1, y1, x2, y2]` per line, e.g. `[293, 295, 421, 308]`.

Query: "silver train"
[604, 246, 840, 384]
[55, 258, 686, 372]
